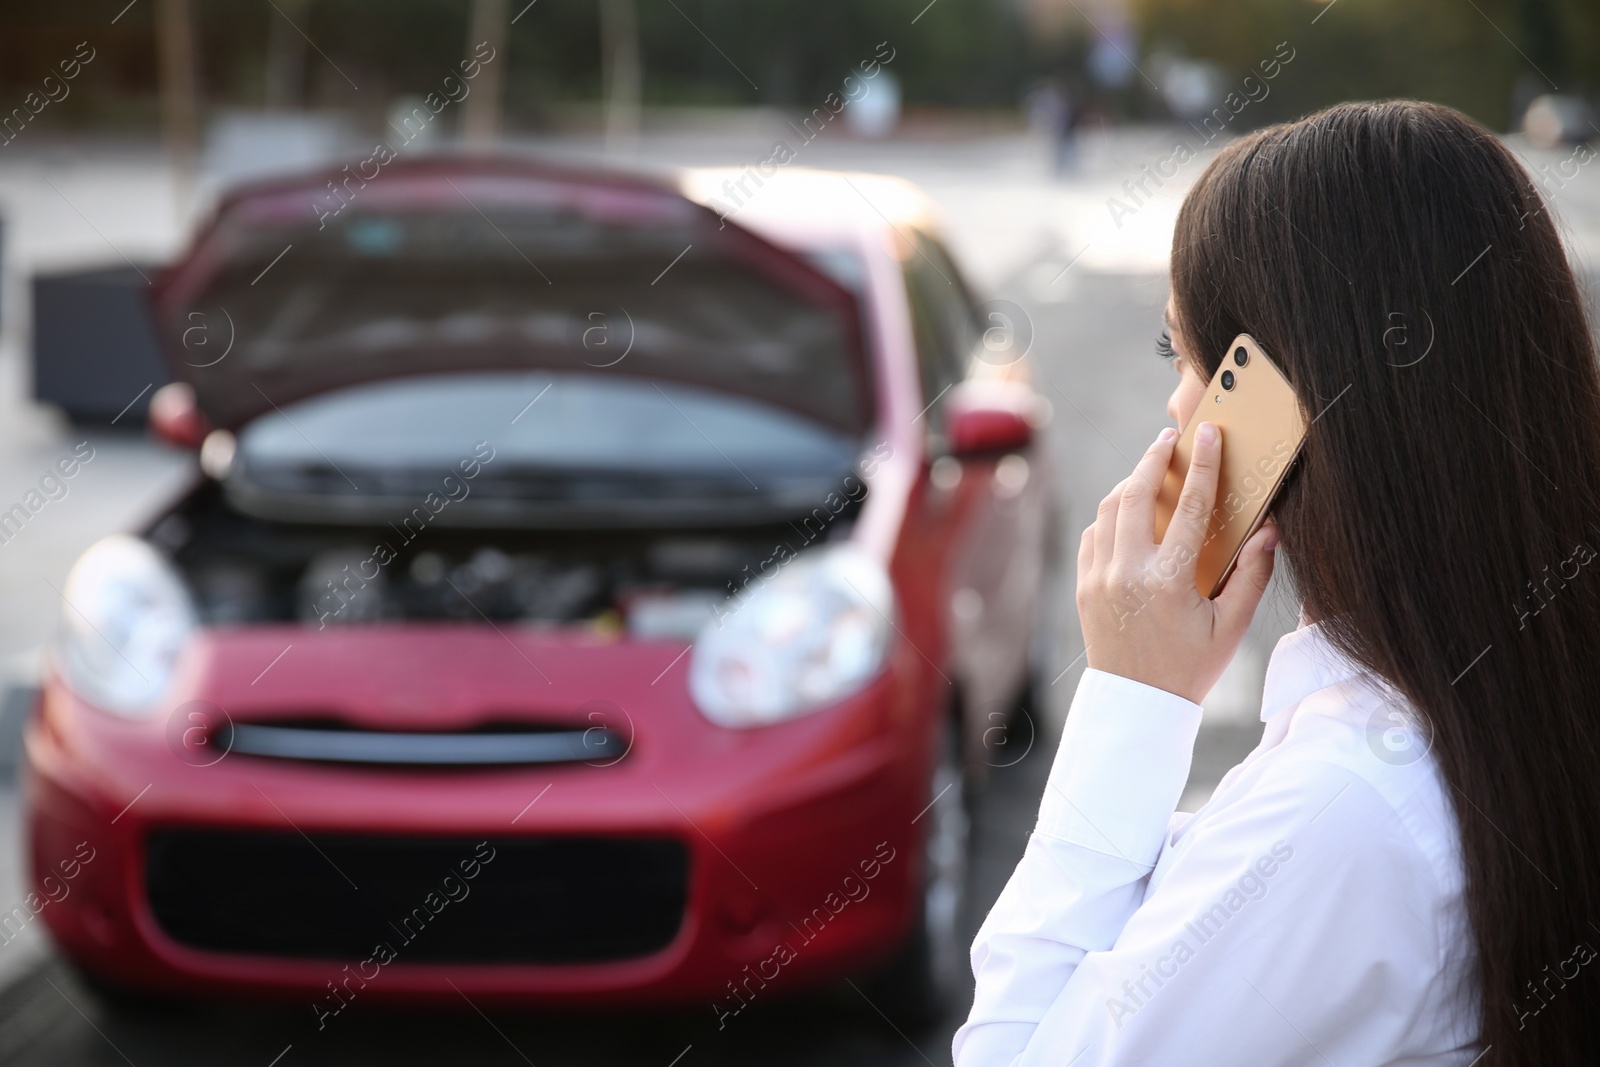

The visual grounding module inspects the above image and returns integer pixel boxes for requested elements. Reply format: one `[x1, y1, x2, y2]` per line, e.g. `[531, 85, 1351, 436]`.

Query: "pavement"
[0, 116, 1594, 1063]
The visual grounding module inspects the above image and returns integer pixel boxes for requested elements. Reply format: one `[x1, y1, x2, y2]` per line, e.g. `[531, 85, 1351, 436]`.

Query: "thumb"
[1214, 522, 1278, 635]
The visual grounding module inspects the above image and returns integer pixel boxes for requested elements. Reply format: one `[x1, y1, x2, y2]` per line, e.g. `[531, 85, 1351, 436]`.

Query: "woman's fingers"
[1113, 428, 1178, 566]
[1086, 426, 1180, 587]
[1093, 478, 1126, 568]
[1161, 422, 1222, 580]
[1214, 521, 1279, 635]
[1075, 421, 1273, 705]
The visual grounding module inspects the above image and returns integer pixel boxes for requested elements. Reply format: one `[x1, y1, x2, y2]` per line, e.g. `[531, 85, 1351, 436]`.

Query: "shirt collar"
[1259, 620, 1369, 723]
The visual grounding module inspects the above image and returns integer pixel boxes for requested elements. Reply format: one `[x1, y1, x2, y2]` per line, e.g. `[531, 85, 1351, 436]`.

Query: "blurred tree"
[0, 0, 1036, 131]
[156, 0, 200, 182]
[264, 0, 311, 107]
[1132, 0, 1599, 130]
[600, 0, 641, 153]
[461, 0, 509, 143]
[6, 0, 1589, 134]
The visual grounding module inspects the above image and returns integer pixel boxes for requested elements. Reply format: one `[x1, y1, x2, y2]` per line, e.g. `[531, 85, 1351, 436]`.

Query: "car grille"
[146, 830, 689, 964]
[216, 721, 627, 766]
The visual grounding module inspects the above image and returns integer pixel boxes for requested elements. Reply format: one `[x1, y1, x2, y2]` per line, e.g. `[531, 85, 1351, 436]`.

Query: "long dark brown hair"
[1173, 100, 1600, 1064]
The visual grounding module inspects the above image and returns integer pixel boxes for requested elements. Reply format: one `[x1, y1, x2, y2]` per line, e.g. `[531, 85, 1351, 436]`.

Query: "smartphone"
[1153, 333, 1307, 598]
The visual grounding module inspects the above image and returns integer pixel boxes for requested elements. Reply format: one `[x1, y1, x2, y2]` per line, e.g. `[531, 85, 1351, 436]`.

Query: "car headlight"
[55, 534, 197, 718]
[689, 545, 895, 727]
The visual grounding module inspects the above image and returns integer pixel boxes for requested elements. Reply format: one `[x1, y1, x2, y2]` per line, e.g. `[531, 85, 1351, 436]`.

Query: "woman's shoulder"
[1191, 674, 1464, 904]
[1143, 686, 1476, 1059]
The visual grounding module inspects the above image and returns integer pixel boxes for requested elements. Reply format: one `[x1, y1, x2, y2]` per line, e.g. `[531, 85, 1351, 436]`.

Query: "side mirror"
[148, 382, 211, 450]
[945, 379, 1039, 456]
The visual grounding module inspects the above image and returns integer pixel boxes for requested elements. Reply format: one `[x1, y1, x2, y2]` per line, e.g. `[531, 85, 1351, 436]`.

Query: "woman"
[955, 101, 1600, 1066]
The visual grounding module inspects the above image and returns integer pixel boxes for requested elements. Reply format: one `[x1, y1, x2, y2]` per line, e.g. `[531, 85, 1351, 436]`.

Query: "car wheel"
[861, 713, 971, 1027]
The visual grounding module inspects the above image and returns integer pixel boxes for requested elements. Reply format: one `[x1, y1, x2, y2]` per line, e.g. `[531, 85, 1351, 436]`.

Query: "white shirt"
[955, 622, 1479, 1067]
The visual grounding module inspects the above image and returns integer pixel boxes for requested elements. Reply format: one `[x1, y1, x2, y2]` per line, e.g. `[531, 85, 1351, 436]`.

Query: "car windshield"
[229, 371, 864, 527]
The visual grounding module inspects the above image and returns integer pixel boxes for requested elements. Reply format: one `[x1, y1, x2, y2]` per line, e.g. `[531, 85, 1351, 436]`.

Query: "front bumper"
[24, 625, 939, 1006]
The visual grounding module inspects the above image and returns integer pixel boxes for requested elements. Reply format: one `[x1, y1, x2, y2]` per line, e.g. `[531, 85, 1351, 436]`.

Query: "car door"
[900, 233, 1049, 767]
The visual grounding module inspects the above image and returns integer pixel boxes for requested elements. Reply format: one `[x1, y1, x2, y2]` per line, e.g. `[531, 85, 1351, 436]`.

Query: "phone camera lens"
[1220, 369, 1236, 390]
[1234, 347, 1249, 367]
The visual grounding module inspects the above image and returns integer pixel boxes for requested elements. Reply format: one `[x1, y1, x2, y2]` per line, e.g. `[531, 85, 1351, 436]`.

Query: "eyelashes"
[1156, 330, 1176, 361]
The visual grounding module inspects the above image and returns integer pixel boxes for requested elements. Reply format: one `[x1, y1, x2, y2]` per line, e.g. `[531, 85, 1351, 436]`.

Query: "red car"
[24, 158, 1054, 1020]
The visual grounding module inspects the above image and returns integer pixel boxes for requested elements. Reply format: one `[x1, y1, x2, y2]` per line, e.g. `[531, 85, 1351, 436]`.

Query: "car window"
[902, 234, 979, 427]
[802, 248, 868, 295]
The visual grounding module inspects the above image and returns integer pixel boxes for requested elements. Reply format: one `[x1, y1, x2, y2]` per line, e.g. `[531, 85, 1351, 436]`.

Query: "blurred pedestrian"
[1025, 78, 1081, 176]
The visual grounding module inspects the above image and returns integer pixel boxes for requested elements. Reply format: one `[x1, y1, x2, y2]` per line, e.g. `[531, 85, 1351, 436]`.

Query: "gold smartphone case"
[1153, 333, 1307, 598]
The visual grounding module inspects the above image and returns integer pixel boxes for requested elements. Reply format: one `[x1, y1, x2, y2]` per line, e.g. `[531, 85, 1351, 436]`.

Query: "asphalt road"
[0, 243, 1280, 1066]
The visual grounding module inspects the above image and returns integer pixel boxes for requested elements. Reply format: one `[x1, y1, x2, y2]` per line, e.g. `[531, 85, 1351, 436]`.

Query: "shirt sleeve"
[956, 708, 1451, 1067]
[954, 668, 1204, 1067]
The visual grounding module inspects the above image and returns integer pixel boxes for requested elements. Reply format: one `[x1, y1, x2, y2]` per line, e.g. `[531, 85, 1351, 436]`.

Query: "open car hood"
[151, 157, 874, 436]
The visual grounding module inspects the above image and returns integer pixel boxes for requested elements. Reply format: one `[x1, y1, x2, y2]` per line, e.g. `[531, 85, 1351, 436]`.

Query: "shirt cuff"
[1036, 668, 1204, 867]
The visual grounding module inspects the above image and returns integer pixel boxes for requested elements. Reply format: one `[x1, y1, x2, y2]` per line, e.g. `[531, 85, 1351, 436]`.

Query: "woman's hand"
[1075, 423, 1279, 705]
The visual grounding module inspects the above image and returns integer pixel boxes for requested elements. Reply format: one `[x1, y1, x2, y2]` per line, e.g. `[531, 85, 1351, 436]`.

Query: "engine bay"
[149, 483, 858, 640]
